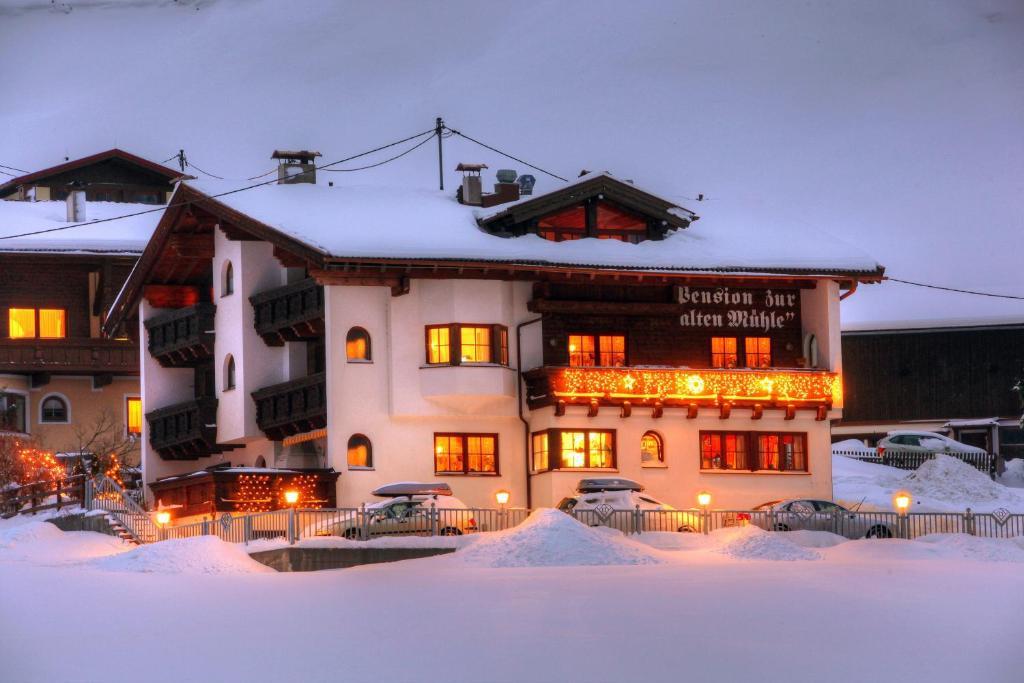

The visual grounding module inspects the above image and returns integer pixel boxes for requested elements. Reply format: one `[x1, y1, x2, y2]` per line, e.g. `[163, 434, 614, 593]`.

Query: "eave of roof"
[0, 149, 184, 195]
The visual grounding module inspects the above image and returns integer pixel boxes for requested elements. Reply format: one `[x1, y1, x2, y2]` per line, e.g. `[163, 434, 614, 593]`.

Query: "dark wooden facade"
[146, 397, 240, 460]
[145, 303, 216, 367]
[148, 467, 340, 518]
[841, 325, 1024, 423]
[249, 277, 325, 346]
[252, 372, 328, 440]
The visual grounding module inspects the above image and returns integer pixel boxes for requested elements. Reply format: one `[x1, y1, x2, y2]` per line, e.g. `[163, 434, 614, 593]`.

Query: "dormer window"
[536, 201, 649, 243]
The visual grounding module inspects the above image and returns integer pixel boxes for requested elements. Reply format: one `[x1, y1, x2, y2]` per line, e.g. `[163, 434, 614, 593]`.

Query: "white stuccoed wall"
[800, 279, 843, 410]
[212, 227, 288, 445]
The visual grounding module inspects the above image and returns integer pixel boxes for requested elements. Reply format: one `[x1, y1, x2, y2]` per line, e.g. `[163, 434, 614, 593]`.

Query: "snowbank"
[713, 525, 822, 561]
[998, 458, 1024, 489]
[0, 517, 129, 565]
[89, 536, 275, 574]
[831, 438, 874, 452]
[456, 509, 661, 567]
[833, 453, 1024, 512]
[915, 534, 1024, 563]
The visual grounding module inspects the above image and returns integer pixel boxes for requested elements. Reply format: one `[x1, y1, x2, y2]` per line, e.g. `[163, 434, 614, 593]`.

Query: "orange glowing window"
[641, 431, 664, 466]
[700, 432, 748, 470]
[532, 432, 549, 472]
[346, 327, 371, 362]
[558, 430, 615, 469]
[426, 326, 450, 364]
[8, 308, 35, 338]
[347, 434, 372, 468]
[537, 205, 586, 242]
[459, 326, 492, 363]
[758, 433, 806, 472]
[745, 337, 771, 368]
[38, 309, 65, 338]
[598, 335, 626, 367]
[126, 397, 142, 436]
[568, 335, 595, 367]
[434, 433, 497, 474]
[711, 337, 738, 368]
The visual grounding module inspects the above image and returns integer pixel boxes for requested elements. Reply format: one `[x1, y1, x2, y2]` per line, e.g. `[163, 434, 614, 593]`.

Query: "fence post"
[360, 503, 369, 541]
[201, 519, 210, 536]
[430, 502, 438, 537]
[702, 507, 709, 535]
[633, 504, 641, 535]
[243, 515, 252, 545]
[287, 507, 296, 545]
[965, 507, 975, 536]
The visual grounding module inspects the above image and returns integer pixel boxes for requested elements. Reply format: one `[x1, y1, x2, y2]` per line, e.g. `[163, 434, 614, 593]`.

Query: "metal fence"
[832, 449, 996, 476]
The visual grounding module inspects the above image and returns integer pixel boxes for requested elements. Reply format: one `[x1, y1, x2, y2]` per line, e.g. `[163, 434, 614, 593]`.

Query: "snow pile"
[89, 536, 275, 574]
[904, 454, 1018, 507]
[831, 439, 874, 453]
[456, 509, 661, 568]
[998, 458, 1024, 489]
[0, 518, 129, 565]
[915, 534, 1024, 564]
[713, 525, 821, 561]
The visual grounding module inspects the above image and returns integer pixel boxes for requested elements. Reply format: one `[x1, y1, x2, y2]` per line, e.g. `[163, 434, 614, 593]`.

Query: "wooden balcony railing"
[146, 397, 237, 460]
[249, 278, 324, 346]
[524, 366, 840, 418]
[251, 372, 327, 440]
[144, 303, 216, 367]
[0, 338, 139, 375]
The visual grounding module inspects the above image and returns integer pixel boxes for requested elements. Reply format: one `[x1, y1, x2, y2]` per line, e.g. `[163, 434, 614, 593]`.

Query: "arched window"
[346, 327, 371, 362]
[222, 261, 234, 296]
[641, 431, 664, 467]
[40, 395, 68, 423]
[254, 455, 266, 468]
[347, 434, 372, 469]
[224, 355, 236, 391]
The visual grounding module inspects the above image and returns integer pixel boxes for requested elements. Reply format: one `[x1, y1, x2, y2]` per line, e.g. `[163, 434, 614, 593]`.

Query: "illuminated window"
[434, 433, 497, 474]
[347, 434, 372, 468]
[758, 433, 807, 472]
[224, 355, 236, 391]
[711, 337, 738, 368]
[425, 324, 508, 366]
[558, 430, 615, 469]
[126, 397, 142, 436]
[38, 309, 65, 338]
[745, 337, 771, 368]
[532, 432, 549, 472]
[700, 432, 748, 470]
[40, 395, 68, 423]
[8, 308, 35, 338]
[535, 201, 649, 243]
[460, 326, 492, 363]
[426, 326, 450, 364]
[599, 335, 626, 367]
[641, 431, 664, 466]
[346, 327, 371, 362]
[0, 392, 27, 433]
[223, 261, 234, 296]
[568, 335, 595, 367]
[568, 334, 626, 367]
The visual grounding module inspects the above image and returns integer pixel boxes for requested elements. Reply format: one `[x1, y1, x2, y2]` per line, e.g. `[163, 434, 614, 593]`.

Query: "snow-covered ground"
[833, 452, 1024, 512]
[2, 510, 1023, 682]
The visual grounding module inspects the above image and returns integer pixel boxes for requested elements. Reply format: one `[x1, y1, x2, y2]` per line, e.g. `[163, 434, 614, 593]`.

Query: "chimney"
[455, 163, 487, 205]
[66, 190, 86, 222]
[480, 168, 521, 208]
[271, 150, 322, 185]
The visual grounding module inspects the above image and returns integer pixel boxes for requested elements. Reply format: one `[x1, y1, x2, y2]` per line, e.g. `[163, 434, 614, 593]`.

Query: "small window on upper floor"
[126, 397, 142, 436]
[568, 334, 625, 367]
[347, 434, 372, 469]
[744, 337, 771, 368]
[8, 308, 65, 339]
[40, 395, 68, 423]
[536, 201, 648, 243]
[346, 327, 372, 362]
[711, 337, 738, 368]
[425, 324, 508, 366]
[224, 355, 236, 391]
[641, 431, 664, 467]
[222, 261, 234, 297]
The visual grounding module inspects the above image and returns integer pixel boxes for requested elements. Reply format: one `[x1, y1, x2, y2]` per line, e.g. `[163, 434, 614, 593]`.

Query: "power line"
[442, 125, 569, 182]
[0, 126, 438, 242]
[886, 277, 1024, 301]
[0, 163, 29, 175]
[323, 132, 435, 172]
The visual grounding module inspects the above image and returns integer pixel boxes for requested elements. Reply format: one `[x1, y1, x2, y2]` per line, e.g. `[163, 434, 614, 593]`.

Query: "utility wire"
[0, 126, 438, 241]
[323, 132, 435, 172]
[0, 163, 29, 175]
[885, 277, 1024, 301]
[442, 125, 569, 182]
[185, 161, 226, 180]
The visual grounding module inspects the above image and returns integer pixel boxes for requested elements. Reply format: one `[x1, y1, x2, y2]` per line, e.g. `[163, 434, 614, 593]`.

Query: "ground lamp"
[284, 489, 300, 506]
[697, 491, 712, 509]
[495, 489, 510, 509]
[893, 491, 912, 515]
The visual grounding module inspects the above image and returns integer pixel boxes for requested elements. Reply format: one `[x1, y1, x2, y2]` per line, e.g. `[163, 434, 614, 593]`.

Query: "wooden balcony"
[252, 372, 327, 440]
[524, 366, 840, 417]
[144, 303, 216, 367]
[0, 338, 139, 377]
[147, 466, 340, 518]
[146, 397, 238, 460]
[249, 278, 324, 346]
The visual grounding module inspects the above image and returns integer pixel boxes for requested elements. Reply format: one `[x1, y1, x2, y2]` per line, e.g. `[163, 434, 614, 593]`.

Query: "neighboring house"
[0, 150, 172, 458]
[834, 318, 1024, 460]
[103, 158, 883, 519]
[0, 149, 181, 204]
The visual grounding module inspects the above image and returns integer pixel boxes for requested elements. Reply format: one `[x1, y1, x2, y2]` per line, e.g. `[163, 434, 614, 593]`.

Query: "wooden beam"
[166, 233, 214, 259]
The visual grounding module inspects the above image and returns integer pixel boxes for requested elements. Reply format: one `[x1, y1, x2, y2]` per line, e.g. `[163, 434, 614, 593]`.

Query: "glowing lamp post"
[284, 489, 300, 506]
[696, 491, 711, 536]
[156, 511, 171, 526]
[495, 489, 510, 509]
[893, 491, 912, 539]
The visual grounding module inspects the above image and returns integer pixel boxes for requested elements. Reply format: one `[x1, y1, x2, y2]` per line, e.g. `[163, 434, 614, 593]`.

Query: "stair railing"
[86, 475, 158, 544]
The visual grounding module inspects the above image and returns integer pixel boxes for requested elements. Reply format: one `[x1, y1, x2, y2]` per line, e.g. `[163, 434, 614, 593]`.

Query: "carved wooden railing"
[144, 303, 216, 367]
[249, 278, 324, 346]
[146, 396, 224, 460]
[251, 372, 327, 440]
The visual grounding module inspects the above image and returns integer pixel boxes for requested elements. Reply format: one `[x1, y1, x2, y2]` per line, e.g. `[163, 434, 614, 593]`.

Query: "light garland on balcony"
[232, 473, 328, 513]
[554, 368, 840, 405]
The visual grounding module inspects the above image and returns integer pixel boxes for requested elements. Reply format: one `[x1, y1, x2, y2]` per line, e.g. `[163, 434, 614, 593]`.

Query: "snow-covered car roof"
[372, 482, 453, 498]
[576, 478, 645, 493]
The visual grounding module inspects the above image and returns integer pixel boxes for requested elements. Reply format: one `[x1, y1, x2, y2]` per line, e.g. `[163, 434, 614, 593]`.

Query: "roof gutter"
[839, 280, 859, 301]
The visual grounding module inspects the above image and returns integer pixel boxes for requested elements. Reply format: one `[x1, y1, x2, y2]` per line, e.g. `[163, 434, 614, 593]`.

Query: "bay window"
[531, 429, 616, 471]
[434, 433, 498, 475]
[425, 324, 508, 366]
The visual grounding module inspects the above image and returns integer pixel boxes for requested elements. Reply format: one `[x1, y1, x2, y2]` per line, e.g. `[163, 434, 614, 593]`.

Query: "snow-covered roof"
[184, 178, 882, 276]
[843, 315, 1024, 334]
[0, 200, 162, 255]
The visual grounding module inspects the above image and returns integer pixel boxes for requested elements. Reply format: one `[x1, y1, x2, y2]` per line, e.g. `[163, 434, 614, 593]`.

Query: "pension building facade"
[105, 166, 881, 517]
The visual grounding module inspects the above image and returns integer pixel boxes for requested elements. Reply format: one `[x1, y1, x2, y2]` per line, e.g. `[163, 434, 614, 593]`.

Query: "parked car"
[304, 482, 477, 539]
[557, 478, 704, 532]
[877, 431, 986, 455]
[749, 499, 894, 539]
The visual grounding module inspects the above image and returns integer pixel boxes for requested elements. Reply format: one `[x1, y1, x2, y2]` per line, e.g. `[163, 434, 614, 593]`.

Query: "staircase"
[85, 475, 158, 544]
[103, 512, 141, 545]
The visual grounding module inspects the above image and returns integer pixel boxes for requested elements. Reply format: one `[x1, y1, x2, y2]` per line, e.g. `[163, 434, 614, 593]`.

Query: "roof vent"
[480, 168, 520, 208]
[66, 189, 86, 222]
[272, 150, 321, 185]
[516, 174, 536, 196]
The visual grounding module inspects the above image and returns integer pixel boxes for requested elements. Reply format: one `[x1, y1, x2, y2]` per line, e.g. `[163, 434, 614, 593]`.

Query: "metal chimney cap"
[271, 150, 322, 161]
[456, 163, 488, 173]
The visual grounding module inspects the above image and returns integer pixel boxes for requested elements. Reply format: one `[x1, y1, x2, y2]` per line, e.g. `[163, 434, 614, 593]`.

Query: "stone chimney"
[455, 163, 487, 205]
[66, 189, 86, 222]
[272, 150, 322, 185]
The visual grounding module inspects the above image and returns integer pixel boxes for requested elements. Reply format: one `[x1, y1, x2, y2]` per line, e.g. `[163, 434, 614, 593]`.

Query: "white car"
[878, 431, 986, 455]
[558, 479, 703, 532]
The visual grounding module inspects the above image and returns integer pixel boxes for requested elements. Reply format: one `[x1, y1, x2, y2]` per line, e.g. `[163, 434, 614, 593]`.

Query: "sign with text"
[675, 285, 799, 333]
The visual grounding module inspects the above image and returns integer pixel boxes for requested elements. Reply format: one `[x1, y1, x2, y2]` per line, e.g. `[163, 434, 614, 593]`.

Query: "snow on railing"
[86, 475, 158, 543]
